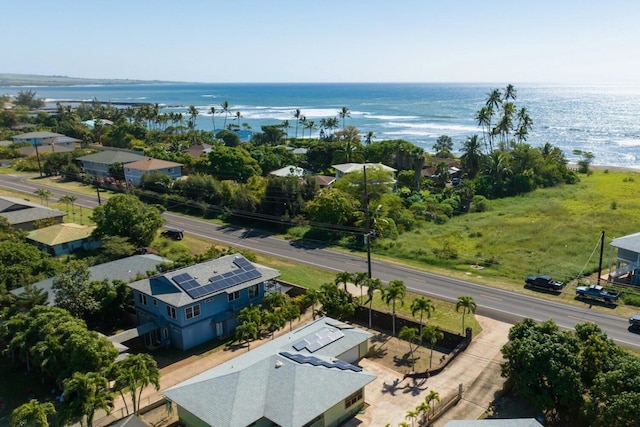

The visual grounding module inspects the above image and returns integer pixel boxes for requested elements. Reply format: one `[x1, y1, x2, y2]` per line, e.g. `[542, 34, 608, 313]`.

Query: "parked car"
[629, 314, 640, 329]
[161, 228, 184, 240]
[525, 275, 564, 292]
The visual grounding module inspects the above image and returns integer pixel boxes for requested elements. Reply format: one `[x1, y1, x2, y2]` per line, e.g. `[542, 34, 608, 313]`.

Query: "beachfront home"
[76, 150, 148, 179]
[123, 158, 183, 187]
[0, 196, 65, 231]
[127, 254, 280, 350]
[163, 316, 375, 427]
[26, 223, 101, 256]
[608, 232, 640, 286]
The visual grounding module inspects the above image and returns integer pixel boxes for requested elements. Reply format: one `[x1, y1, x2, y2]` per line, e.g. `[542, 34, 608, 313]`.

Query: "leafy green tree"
[60, 371, 113, 427]
[411, 297, 435, 336]
[216, 129, 241, 147]
[318, 282, 357, 320]
[460, 134, 483, 179]
[422, 325, 443, 369]
[383, 280, 406, 336]
[0, 239, 59, 291]
[433, 135, 453, 158]
[52, 260, 99, 319]
[305, 188, 360, 232]
[15, 90, 44, 109]
[455, 296, 476, 334]
[206, 145, 261, 182]
[333, 166, 395, 202]
[398, 326, 420, 371]
[11, 399, 56, 427]
[108, 353, 160, 415]
[573, 149, 595, 174]
[91, 194, 165, 247]
[14, 284, 49, 311]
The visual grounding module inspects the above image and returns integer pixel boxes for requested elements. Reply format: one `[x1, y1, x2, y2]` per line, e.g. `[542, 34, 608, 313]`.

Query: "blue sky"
[4, 0, 639, 83]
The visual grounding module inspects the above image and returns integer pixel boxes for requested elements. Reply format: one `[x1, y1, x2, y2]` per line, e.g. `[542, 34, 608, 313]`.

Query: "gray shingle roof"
[0, 196, 65, 225]
[164, 317, 375, 427]
[76, 150, 148, 165]
[128, 254, 280, 307]
[611, 232, 640, 253]
[11, 131, 66, 140]
[11, 254, 169, 305]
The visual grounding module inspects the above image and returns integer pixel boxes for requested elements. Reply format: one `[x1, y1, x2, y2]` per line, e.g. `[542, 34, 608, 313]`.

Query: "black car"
[525, 275, 564, 291]
[161, 228, 184, 240]
[630, 314, 640, 329]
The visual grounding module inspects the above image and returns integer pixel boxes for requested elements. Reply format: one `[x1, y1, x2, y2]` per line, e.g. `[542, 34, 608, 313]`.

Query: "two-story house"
[128, 254, 280, 350]
[76, 150, 148, 179]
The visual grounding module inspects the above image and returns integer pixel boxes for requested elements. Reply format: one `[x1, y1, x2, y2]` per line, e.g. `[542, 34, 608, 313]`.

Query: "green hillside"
[0, 73, 178, 86]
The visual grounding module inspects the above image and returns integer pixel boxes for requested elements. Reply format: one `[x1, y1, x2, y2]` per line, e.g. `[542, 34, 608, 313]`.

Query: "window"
[248, 284, 259, 299]
[345, 389, 363, 409]
[228, 291, 240, 302]
[138, 293, 147, 305]
[168, 167, 174, 173]
[162, 328, 169, 339]
[167, 305, 176, 319]
[185, 304, 201, 320]
[153, 298, 157, 306]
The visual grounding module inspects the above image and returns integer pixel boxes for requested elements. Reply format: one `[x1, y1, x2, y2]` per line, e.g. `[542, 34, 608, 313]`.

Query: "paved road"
[3, 173, 639, 350]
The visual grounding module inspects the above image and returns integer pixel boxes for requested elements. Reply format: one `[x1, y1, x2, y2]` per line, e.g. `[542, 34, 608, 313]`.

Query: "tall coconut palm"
[304, 289, 321, 320]
[364, 131, 375, 146]
[405, 409, 419, 427]
[515, 107, 533, 143]
[422, 325, 444, 369]
[424, 390, 441, 421]
[339, 106, 351, 131]
[292, 109, 302, 140]
[235, 111, 242, 128]
[504, 84, 517, 102]
[351, 271, 369, 304]
[411, 297, 435, 336]
[209, 106, 217, 131]
[475, 106, 492, 153]
[11, 399, 56, 427]
[299, 116, 307, 138]
[398, 326, 420, 370]
[304, 120, 316, 138]
[485, 89, 502, 150]
[187, 105, 199, 130]
[365, 278, 383, 328]
[109, 353, 160, 416]
[281, 119, 290, 142]
[221, 101, 231, 129]
[456, 295, 477, 334]
[383, 280, 406, 336]
[481, 151, 512, 197]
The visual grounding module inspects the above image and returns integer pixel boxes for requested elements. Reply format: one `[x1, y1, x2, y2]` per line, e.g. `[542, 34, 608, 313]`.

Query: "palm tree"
[299, 115, 307, 138]
[339, 106, 351, 131]
[187, 105, 199, 130]
[422, 325, 444, 369]
[33, 188, 52, 206]
[515, 107, 533, 143]
[481, 151, 512, 197]
[460, 134, 483, 179]
[398, 326, 420, 371]
[209, 106, 217, 131]
[456, 296, 477, 334]
[235, 111, 242, 128]
[351, 271, 369, 304]
[475, 106, 492, 153]
[364, 131, 375, 146]
[504, 83, 517, 102]
[485, 89, 502, 150]
[221, 101, 231, 129]
[383, 280, 406, 336]
[304, 289, 320, 320]
[235, 321, 258, 351]
[281, 119, 290, 142]
[304, 120, 316, 138]
[334, 271, 352, 292]
[11, 399, 56, 427]
[109, 353, 160, 416]
[405, 409, 419, 427]
[59, 195, 73, 214]
[424, 390, 441, 421]
[411, 297, 435, 336]
[61, 371, 113, 427]
[365, 278, 383, 328]
[292, 109, 302, 140]
[264, 311, 285, 338]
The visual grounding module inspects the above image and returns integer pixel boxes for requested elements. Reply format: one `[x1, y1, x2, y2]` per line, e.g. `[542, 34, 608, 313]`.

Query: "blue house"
[128, 254, 280, 350]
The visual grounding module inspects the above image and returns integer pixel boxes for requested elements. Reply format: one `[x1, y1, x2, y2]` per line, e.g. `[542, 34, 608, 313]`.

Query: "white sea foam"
[365, 114, 419, 120]
[615, 137, 640, 147]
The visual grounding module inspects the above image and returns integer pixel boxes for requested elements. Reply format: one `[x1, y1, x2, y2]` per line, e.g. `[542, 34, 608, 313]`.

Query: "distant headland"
[0, 73, 182, 87]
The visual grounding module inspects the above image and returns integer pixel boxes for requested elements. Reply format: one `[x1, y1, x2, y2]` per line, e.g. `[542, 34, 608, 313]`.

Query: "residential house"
[10, 254, 168, 306]
[127, 254, 280, 350]
[608, 232, 640, 285]
[26, 223, 101, 256]
[313, 175, 336, 188]
[18, 135, 79, 157]
[163, 316, 375, 427]
[183, 142, 212, 158]
[0, 196, 65, 231]
[268, 165, 305, 178]
[76, 150, 148, 179]
[11, 131, 66, 146]
[332, 162, 397, 180]
[123, 158, 183, 187]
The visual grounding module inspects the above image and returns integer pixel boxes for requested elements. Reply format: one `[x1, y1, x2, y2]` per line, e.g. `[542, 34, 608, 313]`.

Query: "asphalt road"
[3, 173, 639, 350]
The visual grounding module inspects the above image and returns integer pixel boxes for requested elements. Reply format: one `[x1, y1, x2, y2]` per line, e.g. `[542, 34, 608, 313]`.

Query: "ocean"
[2, 82, 639, 169]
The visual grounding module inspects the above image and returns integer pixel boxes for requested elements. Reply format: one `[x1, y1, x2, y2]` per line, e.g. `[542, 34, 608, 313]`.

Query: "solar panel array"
[279, 351, 362, 372]
[170, 256, 263, 300]
[292, 328, 345, 353]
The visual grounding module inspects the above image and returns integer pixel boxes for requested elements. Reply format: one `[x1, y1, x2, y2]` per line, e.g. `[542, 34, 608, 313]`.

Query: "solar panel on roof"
[181, 279, 200, 290]
[233, 257, 252, 269]
[279, 351, 361, 372]
[222, 271, 235, 279]
[172, 273, 192, 285]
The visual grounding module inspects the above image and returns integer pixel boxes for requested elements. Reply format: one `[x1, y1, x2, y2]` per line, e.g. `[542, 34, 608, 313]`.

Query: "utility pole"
[96, 182, 102, 205]
[597, 230, 605, 285]
[363, 164, 372, 278]
[34, 142, 43, 178]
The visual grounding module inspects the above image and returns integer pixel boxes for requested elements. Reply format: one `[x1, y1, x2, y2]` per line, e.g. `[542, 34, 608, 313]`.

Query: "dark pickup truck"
[525, 275, 564, 291]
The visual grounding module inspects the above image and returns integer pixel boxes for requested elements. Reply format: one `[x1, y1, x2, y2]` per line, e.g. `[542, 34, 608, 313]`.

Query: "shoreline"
[568, 163, 640, 173]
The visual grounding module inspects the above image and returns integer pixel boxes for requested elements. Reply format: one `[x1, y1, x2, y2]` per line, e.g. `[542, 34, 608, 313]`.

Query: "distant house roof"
[269, 165, 304, 178]
[183, 143, 212, 158]
[11, 131, 65, 140]
[163, 317, 375, 427]
[129, 254, 280, 307]
[332, 162, 397, 174]
[76, 150, 148, 165]
[27, 223, 96, 246]
[313, 175, 336, 187]
[82, 119, 114, 128]
[10, 254, 169, 305]
[0, 196, 65, 226]
[18, 144, 75, 157]
[41, 136, 81, 145]
[611, 232, 640, 253]
[124, 158, 182, 171]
